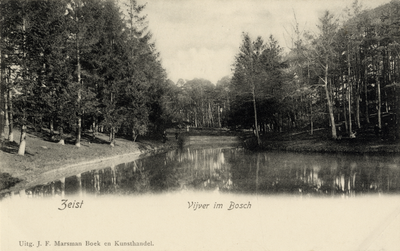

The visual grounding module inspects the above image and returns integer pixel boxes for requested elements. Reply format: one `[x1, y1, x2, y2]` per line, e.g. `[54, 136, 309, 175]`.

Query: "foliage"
[0, 0, 168, 147]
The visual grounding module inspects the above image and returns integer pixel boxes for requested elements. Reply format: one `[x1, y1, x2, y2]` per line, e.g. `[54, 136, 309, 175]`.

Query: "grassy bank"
[251, 127, 400, 154]
[0, 128, 178, 192]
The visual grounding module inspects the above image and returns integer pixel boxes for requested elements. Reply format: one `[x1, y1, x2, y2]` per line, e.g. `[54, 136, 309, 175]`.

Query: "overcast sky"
[137, 0, 391, 84]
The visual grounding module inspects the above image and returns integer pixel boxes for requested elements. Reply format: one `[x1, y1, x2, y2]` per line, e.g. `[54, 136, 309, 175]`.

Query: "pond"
[15, 147, 400, 198]
[2, 146, 400, 251]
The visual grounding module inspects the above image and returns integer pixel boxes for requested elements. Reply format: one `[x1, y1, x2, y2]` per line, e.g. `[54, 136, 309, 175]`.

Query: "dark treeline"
[0, 0, 178, 154]
[162, 77, 231, 129]
[165, 0, 400, 145]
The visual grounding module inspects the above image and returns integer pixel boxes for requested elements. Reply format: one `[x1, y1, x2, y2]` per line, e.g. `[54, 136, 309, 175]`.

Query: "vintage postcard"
[1, 0, 400, 250]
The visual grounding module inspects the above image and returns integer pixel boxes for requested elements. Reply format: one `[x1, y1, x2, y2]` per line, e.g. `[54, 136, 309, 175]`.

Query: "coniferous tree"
[231, 33, 266, 145]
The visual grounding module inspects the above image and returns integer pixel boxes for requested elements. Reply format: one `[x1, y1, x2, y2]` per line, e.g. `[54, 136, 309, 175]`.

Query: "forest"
[166, 0, 400, 145]
[1, 0, 400, 155]
[0, 0, 170, 155]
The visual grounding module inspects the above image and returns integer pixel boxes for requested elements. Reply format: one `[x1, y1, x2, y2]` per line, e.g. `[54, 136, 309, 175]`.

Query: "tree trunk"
[194, 110, 198, 128]
[208, 102, 213, 127]
[356, 86, 361, 129]
[75, 116, 81, 147]
[355, 48, 361, 129]
[364, 65, 370, 124]
[310, 96, 313, 135]
[8, 89, 13, 142]
[18, 124, 27, 156]
[110, 127, 115, 147]
[375, 49, 382, 129]
[3, 87, 9, 140]
[324, 64, 337, 139]
[396, 84, 400, 139]
[75, 15, 81, 148]
[50, 118, 54, 136]
[95, 118, 99, 134]
[308, 62, 313, 135]
[252, 85, 261, 145]
[348, 85, 352, 135]
[0, 41, 4, 141]
[18, 13, 27, 155]
[132, 129, 138, 142]
[396, 56, 400, 139]
[347, 42, 353, 135]
[202, 102, 205, 127]
[217, 105, 221, 128]
[377, 76, 382, 129]
[342, 76, 348, 132]
[58, 126, 65, 145]
[92, 116, 96, 141]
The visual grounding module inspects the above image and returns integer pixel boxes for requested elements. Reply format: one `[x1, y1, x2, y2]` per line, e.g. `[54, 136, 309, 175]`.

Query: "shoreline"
[242, 128, 400, 154]
[0, 129, 179, 195]
[1, 143, 175, 196]
[260, 140, 400, 154]
[1, 128, 399, 195]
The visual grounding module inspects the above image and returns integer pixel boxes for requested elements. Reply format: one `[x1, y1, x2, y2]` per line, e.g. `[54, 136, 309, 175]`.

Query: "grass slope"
[0, 128, 177, 192]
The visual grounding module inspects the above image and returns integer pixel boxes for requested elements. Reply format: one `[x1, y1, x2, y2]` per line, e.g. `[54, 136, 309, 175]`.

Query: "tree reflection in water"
[11, 148, 400, 198]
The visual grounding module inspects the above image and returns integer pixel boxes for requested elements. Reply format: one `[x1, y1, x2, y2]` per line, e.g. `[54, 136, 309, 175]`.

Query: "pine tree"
[65, 0, 102, 147]
[231, 33, 266, 145]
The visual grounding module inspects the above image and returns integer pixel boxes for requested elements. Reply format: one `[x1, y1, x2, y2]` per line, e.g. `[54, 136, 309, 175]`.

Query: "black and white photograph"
[1, 0, 400, 250]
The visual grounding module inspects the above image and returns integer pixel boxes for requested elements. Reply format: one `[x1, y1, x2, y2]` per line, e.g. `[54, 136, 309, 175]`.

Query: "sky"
[137, 0, 392, 84]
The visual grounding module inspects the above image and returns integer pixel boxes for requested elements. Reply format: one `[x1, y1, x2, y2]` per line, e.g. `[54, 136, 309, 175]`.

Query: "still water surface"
[21, 147, 400, 198]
